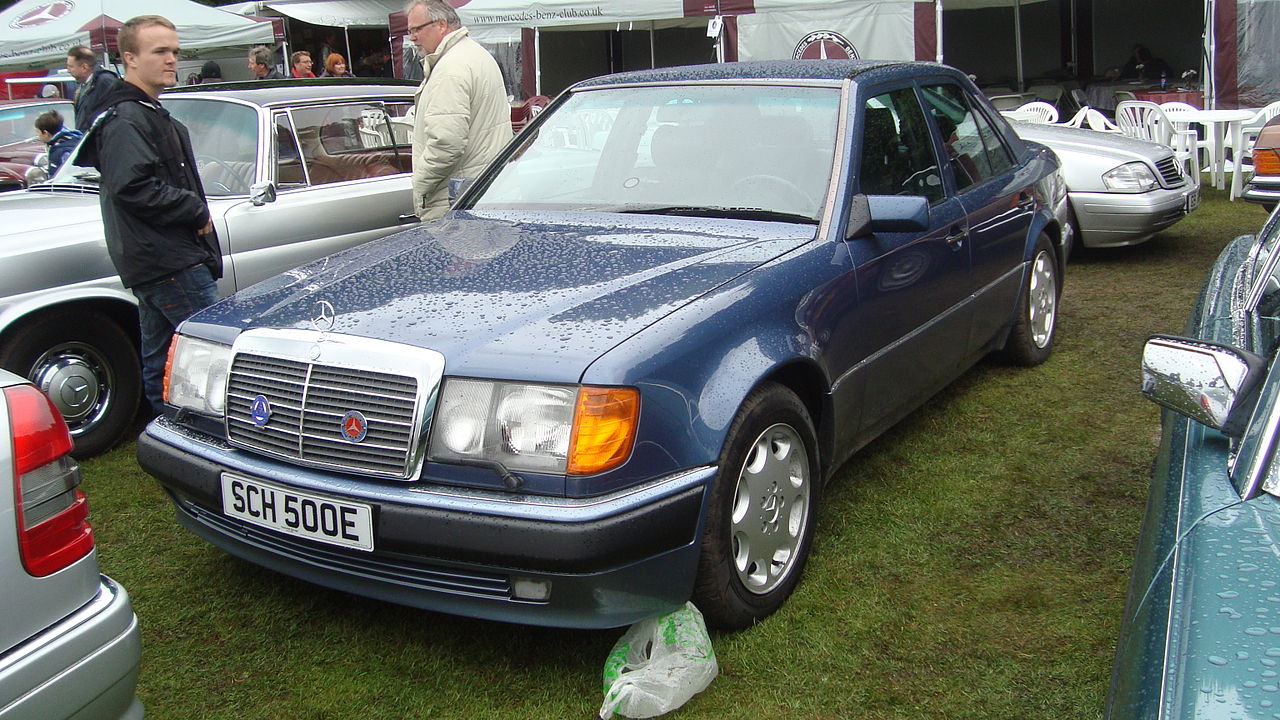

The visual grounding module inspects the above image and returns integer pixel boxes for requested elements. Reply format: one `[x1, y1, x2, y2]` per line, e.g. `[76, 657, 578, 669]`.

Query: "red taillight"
[6, 384, 94, 577]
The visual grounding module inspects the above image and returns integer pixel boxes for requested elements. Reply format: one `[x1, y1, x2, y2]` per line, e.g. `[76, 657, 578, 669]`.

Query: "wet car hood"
[194, 211, 818, 382]
[1014, 121, 1167, 162]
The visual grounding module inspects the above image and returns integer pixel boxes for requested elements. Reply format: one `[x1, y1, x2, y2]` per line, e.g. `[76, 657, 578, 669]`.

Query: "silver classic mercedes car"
[0, 80, 420, 457]
[1014, 121, 1198, 248]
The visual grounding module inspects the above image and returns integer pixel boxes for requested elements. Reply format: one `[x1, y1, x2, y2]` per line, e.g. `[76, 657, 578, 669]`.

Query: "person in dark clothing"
[66, 46, 120, 132]
[1120, 44, 1173, 81]
[80, 15, 221, 416]
[197, 60, 222, 82]
[34, 109, 82, 175]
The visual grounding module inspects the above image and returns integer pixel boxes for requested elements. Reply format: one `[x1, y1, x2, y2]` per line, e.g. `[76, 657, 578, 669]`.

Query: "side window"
[287, 102, 412, 187]
[920, 83, 1000, 191]
[970, 104, 1014, 177]
[166, 98, 258, 197]
[859, 88, 945, 204]
[274, 113, 305, 188]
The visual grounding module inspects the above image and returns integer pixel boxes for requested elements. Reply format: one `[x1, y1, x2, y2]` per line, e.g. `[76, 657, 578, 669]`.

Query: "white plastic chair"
[1027, 84, 1064, 106]
[1060, 106, 1091, 128]
[1231, 100, 1280, 171]
[1083, 108, 1121, 133]
[1161, 101, 1215, 171]
[988, 94, 1030, 111]
[1115, 101, 1200, 185]
[1013, 101, 1059, 124]
[1113, 89, 1138, 105]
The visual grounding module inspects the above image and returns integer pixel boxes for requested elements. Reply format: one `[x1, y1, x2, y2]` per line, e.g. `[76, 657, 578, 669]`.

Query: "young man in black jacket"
[81, 15, 221, 417]
[66, 46, 119, 133]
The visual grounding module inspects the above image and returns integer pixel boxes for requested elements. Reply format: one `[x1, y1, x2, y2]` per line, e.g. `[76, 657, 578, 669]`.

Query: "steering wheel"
[196, 155, 250, 195]
[730, 173, 811, 212]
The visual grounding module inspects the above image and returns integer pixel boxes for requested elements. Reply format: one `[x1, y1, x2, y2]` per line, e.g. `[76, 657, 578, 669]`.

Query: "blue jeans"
[132, 264, 219, 415]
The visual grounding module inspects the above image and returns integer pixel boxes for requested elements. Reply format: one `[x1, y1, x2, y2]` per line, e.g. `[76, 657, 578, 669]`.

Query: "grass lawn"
[80, 188, 1268, 719]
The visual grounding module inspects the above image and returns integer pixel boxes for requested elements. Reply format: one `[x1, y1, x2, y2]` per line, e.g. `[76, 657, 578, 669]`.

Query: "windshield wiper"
[620, 205, 818, 224]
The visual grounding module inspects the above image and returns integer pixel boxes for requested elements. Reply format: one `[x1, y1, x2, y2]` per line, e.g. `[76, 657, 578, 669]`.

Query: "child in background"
[34, 109, 83, 176]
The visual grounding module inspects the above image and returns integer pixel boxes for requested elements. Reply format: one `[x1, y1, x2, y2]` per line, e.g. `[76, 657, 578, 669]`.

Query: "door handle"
[945, 227, 967, 250]
[398, 213, 420, 224]
[1016, 192, 1035, 209]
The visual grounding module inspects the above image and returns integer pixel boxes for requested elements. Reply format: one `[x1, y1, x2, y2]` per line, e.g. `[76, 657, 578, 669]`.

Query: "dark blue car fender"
[575, 235, 850, 498]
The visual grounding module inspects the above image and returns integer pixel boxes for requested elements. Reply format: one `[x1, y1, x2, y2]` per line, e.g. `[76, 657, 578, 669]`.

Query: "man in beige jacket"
[406, 0, 513, 221]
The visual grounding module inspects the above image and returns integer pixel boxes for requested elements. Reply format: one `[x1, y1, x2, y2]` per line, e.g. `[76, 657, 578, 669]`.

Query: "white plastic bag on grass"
[598, 602, 718, 719]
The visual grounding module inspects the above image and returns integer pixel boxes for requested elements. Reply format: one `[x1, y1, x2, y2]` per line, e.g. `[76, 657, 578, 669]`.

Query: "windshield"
[0, 101, 74, 145]
[469, 84, 841, 223]
[47, 97, 259, 197]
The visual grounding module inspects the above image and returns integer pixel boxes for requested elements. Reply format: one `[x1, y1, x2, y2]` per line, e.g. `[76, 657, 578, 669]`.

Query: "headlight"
[1102, 162, 1159, 192]
[164, 334, 232, 415]
[429, 379, 639, 475]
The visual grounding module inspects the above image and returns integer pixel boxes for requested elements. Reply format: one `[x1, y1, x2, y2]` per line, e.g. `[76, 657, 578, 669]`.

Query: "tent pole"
[343, 27, 351, 69]
[1204, 0, 1215, 109]
[935, 0, 943, 64]
[1014, 0, 1024, 91]
[650, 21, 656, 69]
[534, 28, 542, 97]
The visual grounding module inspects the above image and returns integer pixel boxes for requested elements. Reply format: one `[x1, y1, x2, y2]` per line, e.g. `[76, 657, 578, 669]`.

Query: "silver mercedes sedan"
[0, 80, 420, 457]
[1014, 121, 1199, 248]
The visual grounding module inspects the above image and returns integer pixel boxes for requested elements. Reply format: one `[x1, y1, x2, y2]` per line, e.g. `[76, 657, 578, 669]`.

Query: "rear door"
[918, 82, 1036, 350]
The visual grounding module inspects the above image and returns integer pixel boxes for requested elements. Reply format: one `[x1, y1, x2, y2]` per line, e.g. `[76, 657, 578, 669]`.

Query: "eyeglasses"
[407, 19, 437, 36]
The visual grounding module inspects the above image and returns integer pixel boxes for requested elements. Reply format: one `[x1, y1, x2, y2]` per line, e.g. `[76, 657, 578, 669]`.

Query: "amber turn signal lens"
[1254, 148, 1280, 177]
[567, 387, 639, 475]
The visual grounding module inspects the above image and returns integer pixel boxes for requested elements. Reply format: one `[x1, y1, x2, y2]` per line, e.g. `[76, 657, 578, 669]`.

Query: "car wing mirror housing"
[845, 194, 931, 240]
[249, 181, 276, 207]
[1141, 335, 1268, 437]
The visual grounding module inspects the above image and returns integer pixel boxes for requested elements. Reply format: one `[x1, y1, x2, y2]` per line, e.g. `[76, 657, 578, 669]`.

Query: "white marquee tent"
[0, 0, 281, 70]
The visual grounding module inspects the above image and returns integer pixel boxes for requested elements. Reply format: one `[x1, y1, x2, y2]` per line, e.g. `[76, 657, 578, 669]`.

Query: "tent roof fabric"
[0, 0, 277, 69]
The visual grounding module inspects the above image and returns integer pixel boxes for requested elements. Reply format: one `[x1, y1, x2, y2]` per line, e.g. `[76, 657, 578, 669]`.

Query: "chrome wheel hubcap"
[731, 422, 811, 594]
[1028, 249, 1057, 348]
[31, 342, 113, 436]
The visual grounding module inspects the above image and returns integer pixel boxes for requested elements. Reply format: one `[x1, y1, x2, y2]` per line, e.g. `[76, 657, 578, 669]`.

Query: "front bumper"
[0, 576, 143, 720]
[1070, 184, 1196, 248]
[138, 417, 711, 629]
[1242, 174, 1280, 207]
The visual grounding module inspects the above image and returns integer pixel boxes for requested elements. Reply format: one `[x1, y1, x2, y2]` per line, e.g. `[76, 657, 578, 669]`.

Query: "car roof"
[571, 59, 951, 89]
[162, 78, 418, 108]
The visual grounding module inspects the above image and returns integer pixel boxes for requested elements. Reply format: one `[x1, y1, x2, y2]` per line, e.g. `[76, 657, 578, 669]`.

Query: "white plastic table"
[1162, 107, 1256, 199]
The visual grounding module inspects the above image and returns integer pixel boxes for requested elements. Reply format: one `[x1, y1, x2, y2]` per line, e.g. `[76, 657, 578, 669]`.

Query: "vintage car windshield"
[469, 84, 840, 223]
[0, 101, 73, 145]
[45, 98, 259, 197]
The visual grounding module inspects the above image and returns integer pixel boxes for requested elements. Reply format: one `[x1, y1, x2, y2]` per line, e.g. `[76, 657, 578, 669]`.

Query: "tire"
[0, 310, 140, 458]
[693, 383, 820, 630]
[999, 235, 1060, 367]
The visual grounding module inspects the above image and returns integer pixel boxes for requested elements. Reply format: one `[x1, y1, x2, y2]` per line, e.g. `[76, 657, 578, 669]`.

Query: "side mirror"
[249, 181, 276, 207]
[448, 176, 475, 205]
[1141, 335, 1267, 437]
[845, 194, 930, 240]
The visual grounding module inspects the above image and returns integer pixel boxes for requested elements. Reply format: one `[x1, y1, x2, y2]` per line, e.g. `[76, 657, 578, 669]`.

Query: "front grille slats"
[1155, 156, 1185, 187]
[226, 352, 420, 478]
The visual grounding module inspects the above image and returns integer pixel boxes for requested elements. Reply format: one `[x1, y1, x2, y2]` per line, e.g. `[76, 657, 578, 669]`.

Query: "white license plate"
[220, 473, 374, 551]
[1186, 187, 1200, 212]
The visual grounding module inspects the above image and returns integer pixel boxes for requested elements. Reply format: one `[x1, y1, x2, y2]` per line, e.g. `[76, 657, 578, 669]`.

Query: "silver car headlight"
[1102, 162, 1159, 192]
[165, 334, 232, 415]
[429, 378, 639, 475]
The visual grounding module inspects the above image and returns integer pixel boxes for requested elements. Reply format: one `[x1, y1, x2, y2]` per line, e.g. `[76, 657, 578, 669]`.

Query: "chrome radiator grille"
[1155, 156, 1185, 187]
[226, 353, 419, 478]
